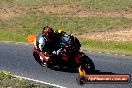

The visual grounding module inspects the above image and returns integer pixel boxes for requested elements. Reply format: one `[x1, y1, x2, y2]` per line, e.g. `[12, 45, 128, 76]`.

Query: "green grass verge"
[0, 71, 55, 88]
[80, 39, 132, 55]
[0, 11, 132, 42]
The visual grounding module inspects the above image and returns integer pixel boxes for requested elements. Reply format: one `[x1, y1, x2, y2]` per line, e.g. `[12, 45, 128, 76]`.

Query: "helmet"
[42, 26, 54, 42]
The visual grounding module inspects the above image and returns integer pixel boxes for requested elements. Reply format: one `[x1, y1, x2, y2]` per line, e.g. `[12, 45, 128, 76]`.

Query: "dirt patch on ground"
[1, 4, 132, 19]
[0, 3, 28, 19]
[0, 12, 21, 19]
[74, 10, 132, 18]
[76, 28, 132, 41]
[37, 4, 132, 18]
[37, 4, 75, 15]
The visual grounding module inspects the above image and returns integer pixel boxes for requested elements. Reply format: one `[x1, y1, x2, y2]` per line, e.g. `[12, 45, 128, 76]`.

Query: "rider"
[41, 27, 64, 56]
[36, 26, 61, 55]
[40, 26, 56, 55]
[36, 26, 81, 58]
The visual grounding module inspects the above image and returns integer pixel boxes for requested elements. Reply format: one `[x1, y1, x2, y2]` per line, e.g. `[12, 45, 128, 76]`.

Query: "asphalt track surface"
[0, 42, 132, 88]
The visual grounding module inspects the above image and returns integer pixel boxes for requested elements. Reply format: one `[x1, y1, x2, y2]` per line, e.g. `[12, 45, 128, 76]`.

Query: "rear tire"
[76, 75, 87, 85]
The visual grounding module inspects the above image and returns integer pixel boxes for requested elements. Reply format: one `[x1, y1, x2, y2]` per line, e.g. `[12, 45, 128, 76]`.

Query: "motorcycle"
[27, 33, 95, 73]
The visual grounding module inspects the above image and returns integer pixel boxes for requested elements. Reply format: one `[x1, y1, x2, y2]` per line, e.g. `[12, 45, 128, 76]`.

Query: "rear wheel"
[81, 55, 95, 73]
[76, 75, 87, 85]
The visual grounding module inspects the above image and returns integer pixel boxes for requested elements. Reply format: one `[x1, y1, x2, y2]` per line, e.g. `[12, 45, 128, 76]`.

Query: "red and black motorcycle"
[27, 33, 95, 73]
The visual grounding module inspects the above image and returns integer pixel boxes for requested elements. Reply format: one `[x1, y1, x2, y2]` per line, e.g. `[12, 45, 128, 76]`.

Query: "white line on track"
[13, 75, 67, 88]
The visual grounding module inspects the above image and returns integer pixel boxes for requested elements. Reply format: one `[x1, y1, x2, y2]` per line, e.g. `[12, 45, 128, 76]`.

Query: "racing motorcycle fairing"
[27, 31, 95, 73]
[26, 34, 36, 42]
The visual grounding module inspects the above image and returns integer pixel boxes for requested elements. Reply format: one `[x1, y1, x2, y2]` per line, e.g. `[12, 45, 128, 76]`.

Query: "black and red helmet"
[42, 26, 54, 41]
[42, 26, 53, 34]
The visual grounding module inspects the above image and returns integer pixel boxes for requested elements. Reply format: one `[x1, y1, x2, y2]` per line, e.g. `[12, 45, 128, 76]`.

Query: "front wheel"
[81, 55, 95, 73]
[33, 51, 47, 67]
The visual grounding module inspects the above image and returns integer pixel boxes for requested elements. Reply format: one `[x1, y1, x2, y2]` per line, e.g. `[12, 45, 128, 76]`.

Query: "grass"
[0, 70, 55, 88]
[80, 39, 132, 55]
[0, 11, 132, 42]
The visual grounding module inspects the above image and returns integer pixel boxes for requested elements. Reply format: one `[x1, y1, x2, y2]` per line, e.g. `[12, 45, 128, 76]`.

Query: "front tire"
[33, 51, 47, 67]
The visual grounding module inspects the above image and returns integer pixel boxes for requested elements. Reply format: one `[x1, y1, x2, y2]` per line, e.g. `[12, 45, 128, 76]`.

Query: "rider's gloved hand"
[52, 51, 57, 55]
[52, 48, 63, 56]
